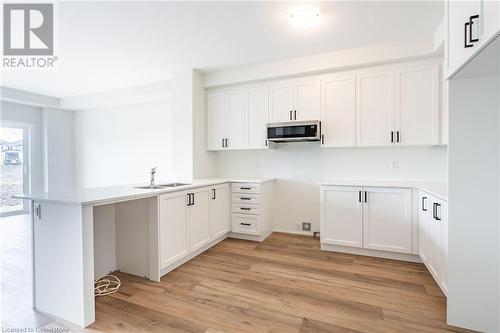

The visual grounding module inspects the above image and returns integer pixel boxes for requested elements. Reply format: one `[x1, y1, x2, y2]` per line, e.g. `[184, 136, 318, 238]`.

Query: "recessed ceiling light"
[289, 7, 320, 29]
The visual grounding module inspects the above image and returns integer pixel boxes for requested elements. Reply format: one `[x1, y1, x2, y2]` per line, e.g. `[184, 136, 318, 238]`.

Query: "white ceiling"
[1, 1, 443, 98]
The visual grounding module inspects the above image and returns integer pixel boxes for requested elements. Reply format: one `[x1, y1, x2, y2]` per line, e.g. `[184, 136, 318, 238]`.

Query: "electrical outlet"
[302, 222, 311, 232]
[391, 161, 399, 169]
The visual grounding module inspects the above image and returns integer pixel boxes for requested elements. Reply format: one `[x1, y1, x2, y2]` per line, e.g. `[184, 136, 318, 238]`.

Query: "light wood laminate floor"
[90, 233, 473, 333]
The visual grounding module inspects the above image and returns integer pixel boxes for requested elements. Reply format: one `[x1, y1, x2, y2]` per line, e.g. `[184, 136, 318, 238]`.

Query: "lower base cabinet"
[159, 183, 230, 271]
[320, 185, 413, 254]
[418, 191, 448, 296]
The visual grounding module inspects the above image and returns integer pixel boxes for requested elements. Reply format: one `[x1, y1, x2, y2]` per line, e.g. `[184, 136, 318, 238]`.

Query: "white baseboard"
[321, 243, 422, 263]
[273, 229, 314, 236]
[228, 231, 271, 242]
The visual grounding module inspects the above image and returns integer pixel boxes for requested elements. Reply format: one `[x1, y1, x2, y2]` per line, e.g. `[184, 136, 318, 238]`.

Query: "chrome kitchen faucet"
[150, 167, 157, 186]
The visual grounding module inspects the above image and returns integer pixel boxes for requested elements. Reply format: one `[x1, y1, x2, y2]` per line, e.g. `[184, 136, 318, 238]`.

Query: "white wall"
[448, 74, 500, 333]
[0, 101, 44, 193]
[42, 108, 75, 192]
[216, 144, 447, 233]
[74, 100, 173, 188]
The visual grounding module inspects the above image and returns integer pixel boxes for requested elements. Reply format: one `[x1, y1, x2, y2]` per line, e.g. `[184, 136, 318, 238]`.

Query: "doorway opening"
[0, 122, 32, 217]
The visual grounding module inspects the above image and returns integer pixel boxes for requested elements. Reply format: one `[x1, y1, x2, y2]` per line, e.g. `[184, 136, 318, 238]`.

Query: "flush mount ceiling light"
[289, 7, 320, 29]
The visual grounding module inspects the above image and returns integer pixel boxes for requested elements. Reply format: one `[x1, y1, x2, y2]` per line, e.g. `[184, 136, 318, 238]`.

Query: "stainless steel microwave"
[266, 120, 321, 143]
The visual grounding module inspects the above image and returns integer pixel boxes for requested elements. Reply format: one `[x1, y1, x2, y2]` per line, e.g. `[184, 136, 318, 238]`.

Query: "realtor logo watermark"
[2, 3, 57, 69]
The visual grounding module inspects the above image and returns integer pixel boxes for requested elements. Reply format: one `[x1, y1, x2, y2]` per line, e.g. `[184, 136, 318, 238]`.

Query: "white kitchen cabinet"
[320, 186, 363, 247]
[247, 86, 269, 149]
[419, 192, 448, 296]
[206, 91, 227, 150]
[418, 193, 431, 264]
[206, 88, 246, 151]
[159, 191, 189, 268]
[447, 1, 481, 75]
[209, 184, 230, 239]
[362, 187, 412, 254]
[226, 90, 247, 150]
[188, 187, 211, 251]
[320, 186, 412, 255]
[440, 200, 448, 295]
[395, 65, 440, 146]
[320, 72, 356, 147]
[356, 70, 395, 146]
[269, 78, 320, 122]
[269, 83, 294, 122]
[293, 79, 321, 121]
[446, 0, 500, 77]
[428, 197, 444, 284]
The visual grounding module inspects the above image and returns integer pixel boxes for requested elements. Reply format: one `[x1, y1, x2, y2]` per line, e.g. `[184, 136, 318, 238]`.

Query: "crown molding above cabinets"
[206, 58, 443, 151]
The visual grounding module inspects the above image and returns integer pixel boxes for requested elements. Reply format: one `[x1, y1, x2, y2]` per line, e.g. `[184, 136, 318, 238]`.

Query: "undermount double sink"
[134, 183, 191, 190]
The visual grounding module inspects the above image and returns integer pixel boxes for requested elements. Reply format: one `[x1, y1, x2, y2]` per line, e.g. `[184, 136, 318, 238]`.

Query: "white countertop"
[320, 179, 448, 201]
[14, 178, 274, 206]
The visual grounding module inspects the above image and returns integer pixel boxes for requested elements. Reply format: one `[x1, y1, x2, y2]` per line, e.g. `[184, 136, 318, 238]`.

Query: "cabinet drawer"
[232, 214, 258, 234]
[232, 203, 260, 215]
[232, 193, 261, 204]
[232, 183, 261, 194]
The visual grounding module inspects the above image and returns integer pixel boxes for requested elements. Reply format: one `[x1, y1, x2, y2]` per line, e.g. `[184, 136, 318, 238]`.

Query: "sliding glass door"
[0, 122, 31, 216]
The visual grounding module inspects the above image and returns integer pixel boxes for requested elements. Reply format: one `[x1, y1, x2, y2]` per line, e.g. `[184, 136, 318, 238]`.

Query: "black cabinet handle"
[321, 134, 325, 144]
[358, 191, 362, 203]
[240, 187, 251, 190]
[265, 140, 268, 147]
[240, 223, 251, 226]
[435, 203, 441, 221]
[212, 189, 216, 200]
[433, 202, 439, 220]
[397, 131, 400, 143]
[364, 191, 367, 203]
[221, 138, 225, 148]
[465, 15, 479, 48]
[240, 197, 251, 200]
[294, 110, 297, 120]
[391, 131, 394, 143]
[422, 197, 427, 211]
[290, 110, 292, 120]
[225, 138, 229, 148]
[187, 193, 192, 206]
[240, 207, 251, 211]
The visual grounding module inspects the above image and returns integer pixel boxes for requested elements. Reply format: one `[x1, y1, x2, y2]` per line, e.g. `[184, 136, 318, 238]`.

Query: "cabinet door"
[269, 84, 293, 122]
[247, 87, 269, 149]
[226, 90, 247, 150]
[320, 186, 363, 248]
[428, 197, 444, 283]
[356, 71, 395, 146]
[396, 66, 440, 145]
[321, 73, 356, 147]
[294, 79, 320, 121]
[447, 0, 481, 75]
[188, 188, 211, 251]
[207, 91, 227, 150]
[209, 184, 230, 239]
[159, 192, 189, 268]
[418, 193, 431, 264]
[440, 200, 448, 295]
[363, 187, 412, 254]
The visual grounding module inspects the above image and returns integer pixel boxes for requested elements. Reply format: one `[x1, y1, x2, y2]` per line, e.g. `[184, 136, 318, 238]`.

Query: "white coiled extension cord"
[94, 274, 121, 297]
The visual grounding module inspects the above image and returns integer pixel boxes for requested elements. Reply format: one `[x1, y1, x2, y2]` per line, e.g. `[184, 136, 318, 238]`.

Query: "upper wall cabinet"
[207, 59, 442, 151]
[356, 70, 395, 147]
[395, 65, 440, 146]
[207, 86, 269, 151]
[269, 78, 320, 122]
[355, 63, 440, 147]
[320, 72, 356, 147]
[446, 0, 500, 77]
